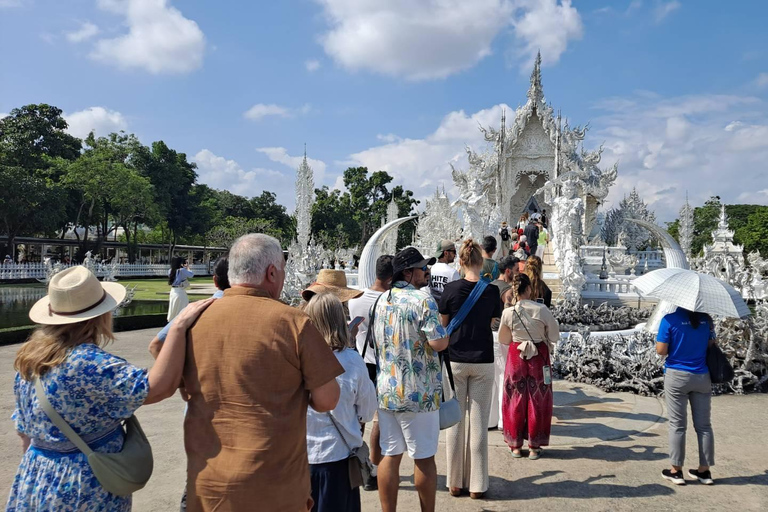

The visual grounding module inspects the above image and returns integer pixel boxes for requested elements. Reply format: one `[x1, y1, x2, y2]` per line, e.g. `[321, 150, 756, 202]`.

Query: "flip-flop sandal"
[511, 450, 523, 458]
[528, 449, 542, 460]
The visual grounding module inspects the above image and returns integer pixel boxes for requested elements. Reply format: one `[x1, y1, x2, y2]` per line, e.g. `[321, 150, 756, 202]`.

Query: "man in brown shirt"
[183, 233, 344, 512]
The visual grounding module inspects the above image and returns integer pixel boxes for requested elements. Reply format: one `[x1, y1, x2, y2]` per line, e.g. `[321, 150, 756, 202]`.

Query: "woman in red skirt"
[498, 273, 560, 459]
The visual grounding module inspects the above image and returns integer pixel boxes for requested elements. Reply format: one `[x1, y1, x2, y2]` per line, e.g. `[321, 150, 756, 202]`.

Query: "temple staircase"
[541, 244, 564, 302]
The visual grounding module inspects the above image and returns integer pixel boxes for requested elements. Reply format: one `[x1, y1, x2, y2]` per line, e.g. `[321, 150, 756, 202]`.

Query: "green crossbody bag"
[34, 377, 154, 497]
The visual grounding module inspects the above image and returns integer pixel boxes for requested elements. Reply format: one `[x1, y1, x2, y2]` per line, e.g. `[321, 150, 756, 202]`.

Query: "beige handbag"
[34, 377, 154, 497]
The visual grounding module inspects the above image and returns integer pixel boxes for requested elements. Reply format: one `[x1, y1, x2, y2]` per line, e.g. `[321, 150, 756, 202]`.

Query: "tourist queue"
[6, 226, 717, 511]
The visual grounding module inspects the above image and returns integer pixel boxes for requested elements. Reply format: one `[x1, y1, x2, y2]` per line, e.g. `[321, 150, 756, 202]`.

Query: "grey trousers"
[665, 368, 715, 467]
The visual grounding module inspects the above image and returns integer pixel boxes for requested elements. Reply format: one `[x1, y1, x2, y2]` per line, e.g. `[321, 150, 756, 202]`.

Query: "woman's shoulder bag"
[706, 344, 734, 384]
[327, 412, 373, 489]
[34, 377, 153, 497]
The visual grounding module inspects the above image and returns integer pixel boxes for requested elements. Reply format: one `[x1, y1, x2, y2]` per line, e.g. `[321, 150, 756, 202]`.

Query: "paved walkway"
[0, 329, 766, 511]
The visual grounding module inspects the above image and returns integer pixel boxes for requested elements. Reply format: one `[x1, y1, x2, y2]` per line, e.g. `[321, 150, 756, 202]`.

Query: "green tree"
[133, 141, 198, 254]
[249, 190, 295, 245]
[61, 132, 144, 256]
[736, 209, 768, 256]
[0, 105, 81, 258]
[311, 186, 358, 251]
[206, 216, 274, 248]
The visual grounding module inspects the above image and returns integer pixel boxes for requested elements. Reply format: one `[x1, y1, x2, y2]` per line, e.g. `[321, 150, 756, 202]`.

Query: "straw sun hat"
[301, 269, 363, 303]
[29, 266, 126, 325]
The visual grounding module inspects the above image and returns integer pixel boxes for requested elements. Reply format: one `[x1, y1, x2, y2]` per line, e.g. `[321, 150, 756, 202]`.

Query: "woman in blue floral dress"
[6, 266, 213, 511]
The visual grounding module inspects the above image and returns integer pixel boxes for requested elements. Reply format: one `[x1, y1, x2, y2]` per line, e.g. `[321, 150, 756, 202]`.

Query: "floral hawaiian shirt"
[372, 282, 448, 413]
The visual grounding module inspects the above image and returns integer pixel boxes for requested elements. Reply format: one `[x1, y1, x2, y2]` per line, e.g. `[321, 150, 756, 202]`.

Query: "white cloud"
[305, 59, 321, 72]
[64, 107, 128, 139]
[0, 113, 8, 119]
[90, 0, 205, 74]
[193, 149, 294, 206]
[66, 21, 100, 43]
[511, 0, 583, 69]
[342, 104, 507, 202]
[243, 103, 311, 121]
[589, 91, 768, 221]
[334, 88, 768, 226]
[757, 73, 768, 88]
[654, 1, 680, 23]
[314, 0, 582, 80]
[0, 0, 23, 7]
[244, 104, 290, 120]
[256, 147, 328, 188]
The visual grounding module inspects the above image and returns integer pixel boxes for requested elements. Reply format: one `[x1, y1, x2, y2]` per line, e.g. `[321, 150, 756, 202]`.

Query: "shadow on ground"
[399, 470, 675, 503]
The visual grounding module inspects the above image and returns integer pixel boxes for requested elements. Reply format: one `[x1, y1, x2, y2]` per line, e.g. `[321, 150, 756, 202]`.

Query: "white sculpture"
[416, 187, 462, 256]
[679, 196, 694, 260]
[295, 147, 314, 253]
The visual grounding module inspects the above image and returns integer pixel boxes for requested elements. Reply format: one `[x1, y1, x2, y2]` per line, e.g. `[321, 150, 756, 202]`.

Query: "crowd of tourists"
[5, 226, 719, 511]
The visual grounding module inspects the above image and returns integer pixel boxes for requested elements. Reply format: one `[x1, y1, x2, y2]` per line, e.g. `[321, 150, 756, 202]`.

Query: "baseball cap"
[393, 247, 436, 275]
[434, 239, 456, 258]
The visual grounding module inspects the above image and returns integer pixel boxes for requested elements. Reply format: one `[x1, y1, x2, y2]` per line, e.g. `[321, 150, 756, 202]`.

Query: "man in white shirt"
[429, 240, 460, 304]
[347, 254, 394, 491]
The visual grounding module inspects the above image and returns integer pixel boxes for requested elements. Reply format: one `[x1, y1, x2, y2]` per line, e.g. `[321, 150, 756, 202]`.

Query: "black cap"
[499, 255, 520, 272]
[393, 247, 436, 275]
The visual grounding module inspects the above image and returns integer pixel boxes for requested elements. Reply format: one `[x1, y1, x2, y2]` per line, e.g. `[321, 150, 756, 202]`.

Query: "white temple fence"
[0, 263, 212, 281]
[580, 246, 665, 269]
[582, 276, 642, 299]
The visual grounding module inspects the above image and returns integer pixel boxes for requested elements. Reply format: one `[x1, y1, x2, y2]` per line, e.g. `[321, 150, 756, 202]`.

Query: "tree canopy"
[667, 196, 768, 257]
[0, 103, 417, 262]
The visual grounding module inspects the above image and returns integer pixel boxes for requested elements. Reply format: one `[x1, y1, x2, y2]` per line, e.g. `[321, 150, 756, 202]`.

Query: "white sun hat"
[29, 266, 127, 325]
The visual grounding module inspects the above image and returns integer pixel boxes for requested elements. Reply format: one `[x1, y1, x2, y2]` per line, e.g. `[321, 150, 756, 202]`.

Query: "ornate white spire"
[382, 197, 400, 255]
[295, 145, 314, 252]
[713, 204, 735, 243]
[527, 50, 544, 105]
[679, 194, 694, 259]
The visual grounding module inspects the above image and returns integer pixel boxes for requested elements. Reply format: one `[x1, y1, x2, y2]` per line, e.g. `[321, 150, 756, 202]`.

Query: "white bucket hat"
[29, 266, 126, 325]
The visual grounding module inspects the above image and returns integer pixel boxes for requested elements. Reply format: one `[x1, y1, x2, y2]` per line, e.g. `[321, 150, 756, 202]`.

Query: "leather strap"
[48, 290, 107, 317]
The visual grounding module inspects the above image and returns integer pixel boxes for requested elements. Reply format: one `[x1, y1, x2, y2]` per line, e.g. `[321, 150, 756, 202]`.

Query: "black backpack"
[500, 227, 510, 241]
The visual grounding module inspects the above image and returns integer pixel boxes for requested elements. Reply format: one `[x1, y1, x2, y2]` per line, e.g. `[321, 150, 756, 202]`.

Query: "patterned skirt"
[501, 342, 553, 449]
[5, 429, 131, 512]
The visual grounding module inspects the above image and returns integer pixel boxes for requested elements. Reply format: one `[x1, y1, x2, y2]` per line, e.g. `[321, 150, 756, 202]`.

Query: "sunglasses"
[420, 265, 429, 271]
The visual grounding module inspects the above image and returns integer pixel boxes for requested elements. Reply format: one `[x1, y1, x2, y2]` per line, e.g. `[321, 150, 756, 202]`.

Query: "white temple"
[451, 52, 618, 298]
[452, 52, 617, 240]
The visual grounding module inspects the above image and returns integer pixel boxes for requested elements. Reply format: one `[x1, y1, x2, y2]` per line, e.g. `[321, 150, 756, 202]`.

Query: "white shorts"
[377, 409, 440, 459]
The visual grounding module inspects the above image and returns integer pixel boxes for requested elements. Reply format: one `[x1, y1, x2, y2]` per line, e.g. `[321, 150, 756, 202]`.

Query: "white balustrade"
[582, 276, 641, 298]
[0, 263, 212, 281]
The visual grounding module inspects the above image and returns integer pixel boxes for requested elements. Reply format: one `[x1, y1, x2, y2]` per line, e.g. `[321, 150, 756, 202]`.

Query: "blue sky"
[2, 0, 767, 222]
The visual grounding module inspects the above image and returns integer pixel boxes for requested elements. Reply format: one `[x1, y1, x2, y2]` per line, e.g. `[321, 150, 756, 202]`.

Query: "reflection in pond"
[0, 286, 168, 329]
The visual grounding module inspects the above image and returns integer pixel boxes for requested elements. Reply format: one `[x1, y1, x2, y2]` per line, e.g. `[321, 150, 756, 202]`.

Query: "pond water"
[0, 286, 168, 329]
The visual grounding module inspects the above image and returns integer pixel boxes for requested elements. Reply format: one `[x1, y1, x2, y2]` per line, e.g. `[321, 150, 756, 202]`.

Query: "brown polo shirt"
[183, 286, 344, 512]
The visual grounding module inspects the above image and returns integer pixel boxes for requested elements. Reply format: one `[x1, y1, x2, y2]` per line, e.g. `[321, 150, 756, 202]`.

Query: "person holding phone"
[497, 274, 559, 460]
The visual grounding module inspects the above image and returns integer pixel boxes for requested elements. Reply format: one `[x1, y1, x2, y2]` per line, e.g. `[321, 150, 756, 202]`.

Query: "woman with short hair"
[6, 265, 212, 510]
[305, 293, 377, 512]
[439, 239, 502, 499]
[498, 273, 560, 460]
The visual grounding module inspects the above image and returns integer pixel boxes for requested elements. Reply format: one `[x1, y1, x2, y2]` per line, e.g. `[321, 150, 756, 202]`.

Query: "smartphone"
[348, 316, 365, 330]
[535, 298, 544, 304]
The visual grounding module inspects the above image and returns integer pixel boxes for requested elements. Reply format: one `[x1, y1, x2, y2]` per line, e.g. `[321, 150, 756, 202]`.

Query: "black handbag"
[706, 344, 734, 384]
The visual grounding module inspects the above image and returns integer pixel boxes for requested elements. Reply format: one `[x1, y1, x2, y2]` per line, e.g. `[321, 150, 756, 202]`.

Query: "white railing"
[580, 246, 665, 270]
[0, 263, 212, 281]
[582, 276, 640, 297]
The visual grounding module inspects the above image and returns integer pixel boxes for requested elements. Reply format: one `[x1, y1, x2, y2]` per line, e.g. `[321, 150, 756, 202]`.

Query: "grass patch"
[109, 278, 212, 301]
